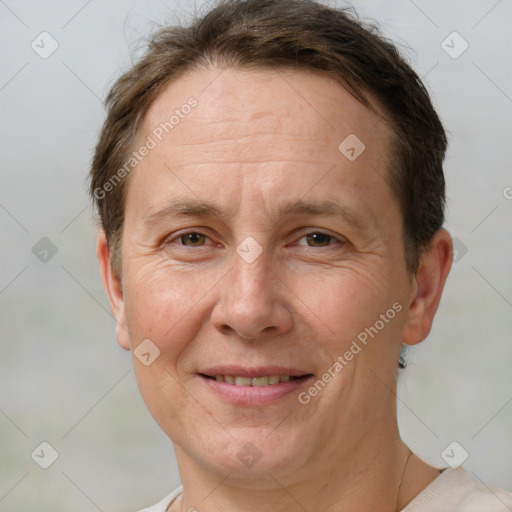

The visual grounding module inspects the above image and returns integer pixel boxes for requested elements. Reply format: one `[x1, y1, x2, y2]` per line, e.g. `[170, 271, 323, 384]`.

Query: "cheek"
[293, 263, 394, 326]
[123, 262, 212, 432]
[123, 260, 216, 354]
[293, 264, 406, 369]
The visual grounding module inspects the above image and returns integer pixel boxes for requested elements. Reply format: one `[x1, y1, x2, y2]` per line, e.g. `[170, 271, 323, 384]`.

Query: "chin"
[188, 427, 310, 486]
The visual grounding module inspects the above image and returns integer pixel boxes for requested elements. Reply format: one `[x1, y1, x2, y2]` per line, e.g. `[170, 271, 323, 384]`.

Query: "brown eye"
[179, 232, 207, 246]
[304, 232, 333, 247]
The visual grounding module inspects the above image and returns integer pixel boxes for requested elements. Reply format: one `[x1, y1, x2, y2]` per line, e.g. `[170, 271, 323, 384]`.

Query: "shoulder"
[403, 467, 512, 512]
[136, 485, 183, 512]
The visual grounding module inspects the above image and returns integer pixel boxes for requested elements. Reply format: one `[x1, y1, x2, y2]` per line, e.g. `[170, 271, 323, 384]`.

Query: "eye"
[176, 232, 210, 247]
[163, 231, 214, 249]
[160, 230, 220, 260]
[296, 231, 343, 248]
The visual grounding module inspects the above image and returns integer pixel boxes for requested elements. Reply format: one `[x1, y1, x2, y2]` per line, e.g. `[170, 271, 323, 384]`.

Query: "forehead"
[141, 65, 391, 157]
[129, 65, 395, 225]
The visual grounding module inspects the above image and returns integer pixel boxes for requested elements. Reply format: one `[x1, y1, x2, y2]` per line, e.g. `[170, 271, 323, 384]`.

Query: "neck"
[172, 420, 416, 512]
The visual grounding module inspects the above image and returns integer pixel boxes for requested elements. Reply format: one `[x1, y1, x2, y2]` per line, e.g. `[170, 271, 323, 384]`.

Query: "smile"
[198, 371, 314, 405]
[202, 374, 303, 386]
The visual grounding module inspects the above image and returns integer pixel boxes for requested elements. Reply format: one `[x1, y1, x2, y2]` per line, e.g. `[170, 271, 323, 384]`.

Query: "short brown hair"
[89, 0, 447, 277]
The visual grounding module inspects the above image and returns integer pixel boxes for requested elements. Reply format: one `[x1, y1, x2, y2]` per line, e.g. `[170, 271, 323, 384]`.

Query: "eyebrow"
[142, 198, 224, 229]
[142, 197, 369, 233]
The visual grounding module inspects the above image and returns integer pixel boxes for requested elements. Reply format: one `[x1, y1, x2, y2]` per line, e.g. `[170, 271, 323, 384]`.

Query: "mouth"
[200, 374, 311, 386]
[197, 367, 315, 405]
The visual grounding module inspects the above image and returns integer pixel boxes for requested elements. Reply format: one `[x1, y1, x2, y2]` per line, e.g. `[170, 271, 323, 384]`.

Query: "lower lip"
[198, 375, 314, 405]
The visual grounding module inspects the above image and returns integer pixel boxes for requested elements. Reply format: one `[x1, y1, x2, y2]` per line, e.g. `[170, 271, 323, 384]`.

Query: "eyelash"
[165, 230, 345, 249]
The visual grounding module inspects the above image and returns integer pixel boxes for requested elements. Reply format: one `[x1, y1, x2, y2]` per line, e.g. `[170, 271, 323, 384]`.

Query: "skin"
[97, 66, 452, 511]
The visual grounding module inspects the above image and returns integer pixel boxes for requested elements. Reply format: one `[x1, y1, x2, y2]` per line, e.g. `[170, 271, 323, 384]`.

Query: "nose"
[210, 250, 294, 340]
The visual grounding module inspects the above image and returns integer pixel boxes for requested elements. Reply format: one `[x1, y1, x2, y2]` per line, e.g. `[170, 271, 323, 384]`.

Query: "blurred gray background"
[1, 0, 511, 510]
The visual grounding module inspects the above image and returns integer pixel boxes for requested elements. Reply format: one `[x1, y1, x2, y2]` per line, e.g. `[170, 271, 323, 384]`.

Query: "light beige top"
[138, 467, 512, 512]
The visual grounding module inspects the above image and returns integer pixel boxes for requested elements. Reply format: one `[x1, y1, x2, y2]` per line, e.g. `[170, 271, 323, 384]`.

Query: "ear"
[402, 228, 453, 346]
[96, 229, 130, 350]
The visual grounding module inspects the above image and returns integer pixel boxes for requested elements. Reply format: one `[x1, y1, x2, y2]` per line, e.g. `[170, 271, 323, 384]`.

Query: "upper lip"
[199, 366, 314, 378]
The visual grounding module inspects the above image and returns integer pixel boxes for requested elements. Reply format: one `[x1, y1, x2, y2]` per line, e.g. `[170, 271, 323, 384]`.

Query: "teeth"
[212, 375, 297, 386]
[252, 376, 269, 387]
[234, 376, 253, 386]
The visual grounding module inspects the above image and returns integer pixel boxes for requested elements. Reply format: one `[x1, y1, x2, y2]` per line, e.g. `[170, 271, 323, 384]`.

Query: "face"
[98, 66, 451, 487]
